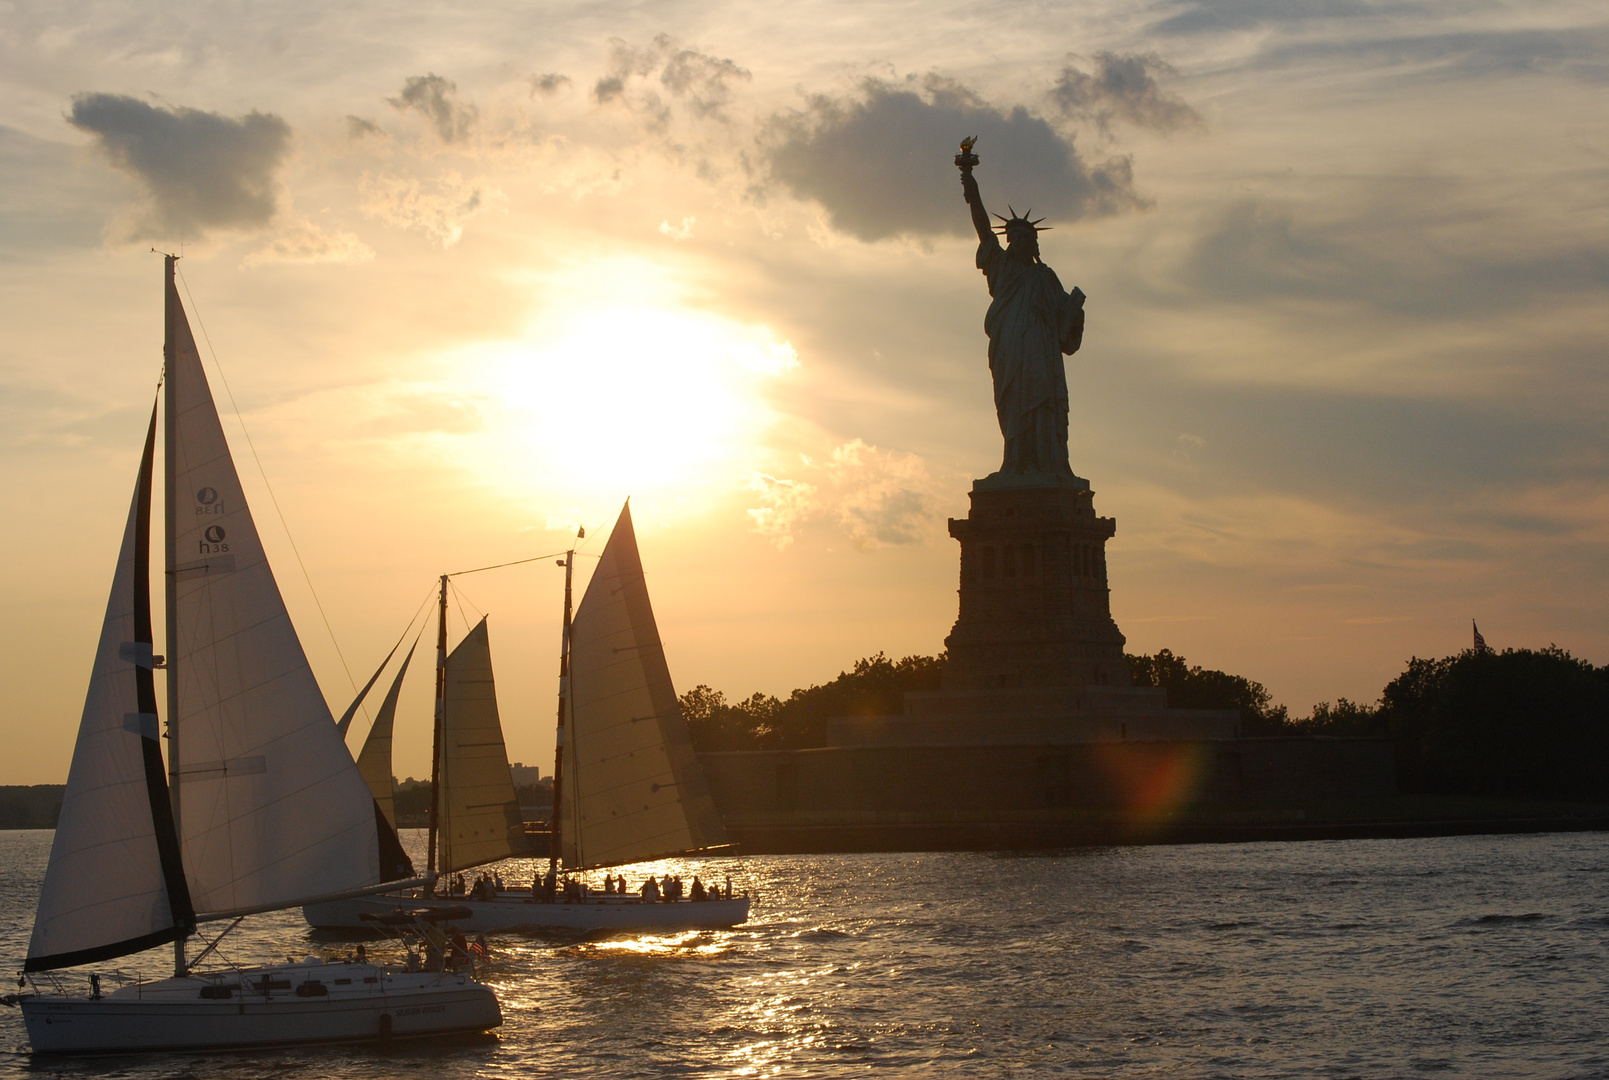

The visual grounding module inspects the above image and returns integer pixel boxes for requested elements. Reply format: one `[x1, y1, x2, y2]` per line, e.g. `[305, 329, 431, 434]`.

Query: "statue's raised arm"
[957, 139, 994, 244]
[952, 136, 1088, 490]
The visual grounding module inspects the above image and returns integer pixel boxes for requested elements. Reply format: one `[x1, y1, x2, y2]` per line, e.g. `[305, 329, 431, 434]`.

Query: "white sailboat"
[10, 259, 501, 1053]
[304, 503, 750, 932]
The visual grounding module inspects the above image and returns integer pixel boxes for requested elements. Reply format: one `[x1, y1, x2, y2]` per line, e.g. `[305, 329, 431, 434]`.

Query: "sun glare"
[459, 299, 796, 507]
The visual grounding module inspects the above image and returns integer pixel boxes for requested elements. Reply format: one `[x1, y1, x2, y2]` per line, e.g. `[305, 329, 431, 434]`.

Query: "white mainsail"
[356, 640, 417, 829]
[26, 411, 191, 971]
[165, 286, 384, 917]
[561, 503, 728, 869]
[438, 618, 528, 874]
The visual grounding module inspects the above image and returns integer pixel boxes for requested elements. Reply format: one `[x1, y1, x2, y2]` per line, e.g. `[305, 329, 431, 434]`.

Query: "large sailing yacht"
[304, 503, 750, 932]
[10, 260, 501, 1053]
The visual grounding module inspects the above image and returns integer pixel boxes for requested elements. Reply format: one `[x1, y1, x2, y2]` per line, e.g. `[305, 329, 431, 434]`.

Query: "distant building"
[509, 762, 545, 787]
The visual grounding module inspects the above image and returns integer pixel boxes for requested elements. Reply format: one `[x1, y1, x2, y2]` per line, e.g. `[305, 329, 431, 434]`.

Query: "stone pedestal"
[942, 485, 1129, 692]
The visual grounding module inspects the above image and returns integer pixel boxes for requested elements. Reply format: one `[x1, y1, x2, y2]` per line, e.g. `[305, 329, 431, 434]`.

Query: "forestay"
[438, 619, 528, 873]
[165, 287, 385, 916]
[26, 410, 192, 972]
[562, 503, 728, 870]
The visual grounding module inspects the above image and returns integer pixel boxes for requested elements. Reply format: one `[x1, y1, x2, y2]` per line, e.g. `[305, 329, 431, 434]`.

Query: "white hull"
[21, 961, 500, 1054]
[304, 892, 751, 933]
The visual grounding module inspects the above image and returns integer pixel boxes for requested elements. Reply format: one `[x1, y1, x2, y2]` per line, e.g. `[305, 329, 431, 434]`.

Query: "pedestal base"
[943, 484, 1127, 692]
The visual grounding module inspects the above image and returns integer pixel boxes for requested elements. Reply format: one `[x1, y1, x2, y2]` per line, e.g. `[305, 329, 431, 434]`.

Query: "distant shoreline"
[6, 785, 1605, 849]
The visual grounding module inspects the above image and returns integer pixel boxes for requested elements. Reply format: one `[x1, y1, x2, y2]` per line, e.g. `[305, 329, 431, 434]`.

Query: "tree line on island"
[679, 646, 1609, 802]
[4, 644, 1603, 828]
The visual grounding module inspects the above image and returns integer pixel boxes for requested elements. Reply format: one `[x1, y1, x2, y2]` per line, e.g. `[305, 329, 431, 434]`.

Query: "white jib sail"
[27, 418, 185, 970]
[356, 640, 416, 829]
[562, 503, 728, 870]
[438, 618, 527, 874]
[166, 291, 382, 917]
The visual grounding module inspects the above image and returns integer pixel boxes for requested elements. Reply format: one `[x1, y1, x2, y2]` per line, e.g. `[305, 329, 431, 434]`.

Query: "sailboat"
[10, 259, 501, 1053]
[303, 503, 750, 932]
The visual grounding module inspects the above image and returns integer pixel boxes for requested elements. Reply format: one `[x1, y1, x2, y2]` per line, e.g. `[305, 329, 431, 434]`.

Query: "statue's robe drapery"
[977, 232, 1085, 483]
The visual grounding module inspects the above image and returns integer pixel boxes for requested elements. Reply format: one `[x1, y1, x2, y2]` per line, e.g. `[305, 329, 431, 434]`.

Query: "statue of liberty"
[956, 138, 1088, 489]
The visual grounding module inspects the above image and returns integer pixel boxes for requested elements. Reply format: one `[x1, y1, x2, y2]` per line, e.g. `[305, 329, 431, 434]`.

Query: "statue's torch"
[955, 135, 980, 205]
[954, 135, 979, 173]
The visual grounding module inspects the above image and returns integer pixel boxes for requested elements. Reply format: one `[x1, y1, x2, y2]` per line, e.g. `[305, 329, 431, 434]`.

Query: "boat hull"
[304, 893, 751, 933]
[21, 962, 500, 1054]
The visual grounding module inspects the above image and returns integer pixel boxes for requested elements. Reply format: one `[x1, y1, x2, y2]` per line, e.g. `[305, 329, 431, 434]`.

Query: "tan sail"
[438, 618, 528, 873]
[164, 269, 386, 918]
[356, 640, 417, 829]
[562, 502, 728, 869]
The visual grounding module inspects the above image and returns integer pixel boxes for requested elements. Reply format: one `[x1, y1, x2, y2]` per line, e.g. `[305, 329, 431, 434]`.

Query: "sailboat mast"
[427, 574, 447, 890]
[162, 255, 188, 980]
[548, 546, 574, 879]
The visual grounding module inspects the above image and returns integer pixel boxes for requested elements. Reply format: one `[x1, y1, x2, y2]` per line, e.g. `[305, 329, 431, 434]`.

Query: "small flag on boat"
[1472, 620, 1487, 652]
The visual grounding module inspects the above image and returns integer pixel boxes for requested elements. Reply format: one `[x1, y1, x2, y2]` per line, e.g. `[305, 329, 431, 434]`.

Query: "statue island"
[687, 139, 1396, 850]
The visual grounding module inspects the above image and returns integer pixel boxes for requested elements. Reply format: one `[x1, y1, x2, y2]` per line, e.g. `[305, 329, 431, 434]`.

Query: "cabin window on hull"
[1003, 545, 1017, 577]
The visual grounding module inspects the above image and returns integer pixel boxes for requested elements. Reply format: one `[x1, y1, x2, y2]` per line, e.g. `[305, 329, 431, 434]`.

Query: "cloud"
[1181, 197, 1609, 316]
[1153, 0, 1383, 36]
[387, 74, 477, 142]
[530, 73, 572, 97]
[67, 93, 290, 237]
[744, 439, 936, 549]
[763, 75, 1144, 242]
[1252, 28, 1609, 82]
[359, 171, 499, 246]
[824, 439, 932, 547]
[1051, 53, 1202, 133]
[659, 215, 696, 240]
[346, 115, 384, 139]
[593, 34, 751, 122]
[746, 472, 818, 549]
[242, 216, 374, 266]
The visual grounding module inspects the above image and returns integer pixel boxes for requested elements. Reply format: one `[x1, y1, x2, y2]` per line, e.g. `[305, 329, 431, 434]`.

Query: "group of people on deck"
[525, 867, 733, 903]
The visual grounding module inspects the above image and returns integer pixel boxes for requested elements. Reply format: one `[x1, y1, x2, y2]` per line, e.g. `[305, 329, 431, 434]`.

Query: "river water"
[1, 828, 1605, 1078]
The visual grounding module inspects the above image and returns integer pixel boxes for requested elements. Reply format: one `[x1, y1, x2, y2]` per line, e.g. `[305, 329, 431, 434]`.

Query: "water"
[1, 829, 1606, 1078]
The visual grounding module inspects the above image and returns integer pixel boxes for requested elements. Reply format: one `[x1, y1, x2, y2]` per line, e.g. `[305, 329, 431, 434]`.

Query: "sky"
[2, 0, 1605, 785]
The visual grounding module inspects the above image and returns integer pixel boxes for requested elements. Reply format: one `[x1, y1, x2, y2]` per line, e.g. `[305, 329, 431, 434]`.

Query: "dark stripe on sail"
[133, 401, 195, 932]
[375, 800, 415, 882]
[23, 924, 189, 973]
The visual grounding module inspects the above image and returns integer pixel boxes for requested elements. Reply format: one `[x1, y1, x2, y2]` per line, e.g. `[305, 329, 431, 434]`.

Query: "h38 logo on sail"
[195, 486, 229, 554]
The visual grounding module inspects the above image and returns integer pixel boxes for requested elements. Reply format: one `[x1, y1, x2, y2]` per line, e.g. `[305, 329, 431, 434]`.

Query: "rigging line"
[448, 550, 568, 577]
[174, 267, 365, 711]
[449, 580, 474, 636]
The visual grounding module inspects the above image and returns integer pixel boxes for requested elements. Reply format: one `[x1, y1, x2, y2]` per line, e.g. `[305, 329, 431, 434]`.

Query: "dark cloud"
[593, 35, 751, 120]
[345, 115, 384, 139]
[1051, 52, 1202, 132]
[764, 75, 1145, 242]
[530, 72, 572, 97]
[387, 73, 477, 142]
[67, 93, 290, 236]
[1182, 198, 1609, 317]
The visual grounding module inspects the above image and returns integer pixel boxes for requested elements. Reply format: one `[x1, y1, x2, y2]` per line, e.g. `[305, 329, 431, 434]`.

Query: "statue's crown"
[992, 206, 1049, 236]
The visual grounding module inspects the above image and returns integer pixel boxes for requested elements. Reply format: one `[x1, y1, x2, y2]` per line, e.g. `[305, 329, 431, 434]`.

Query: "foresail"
[439, 618, 528, 873]
[165, 281, 386, 916]
[357, 638, 417, 829]
[562, 502, 728, 869]
[27, 408, 192, 971]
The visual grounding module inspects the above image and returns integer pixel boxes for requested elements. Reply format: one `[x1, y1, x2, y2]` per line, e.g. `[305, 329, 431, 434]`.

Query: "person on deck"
[642, 876, 661, 902]
[691, 876, 706, 901]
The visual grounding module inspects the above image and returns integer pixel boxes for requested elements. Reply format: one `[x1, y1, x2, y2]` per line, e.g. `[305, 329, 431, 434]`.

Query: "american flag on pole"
[1472, 620, 1487, 652]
